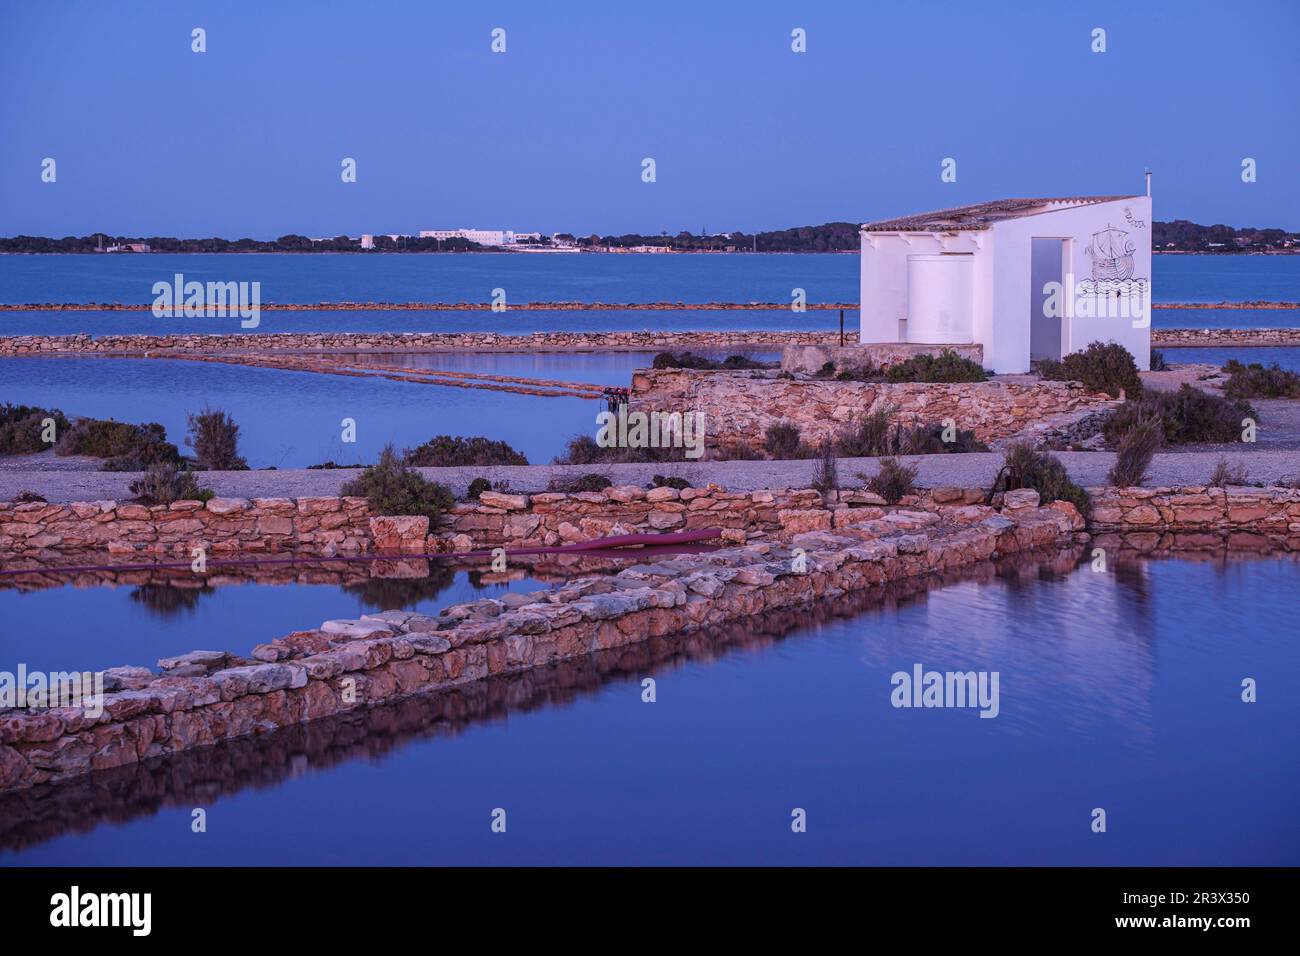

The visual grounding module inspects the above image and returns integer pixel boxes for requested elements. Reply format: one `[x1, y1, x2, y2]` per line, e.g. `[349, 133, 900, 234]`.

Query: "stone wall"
[0, 496, 375, 559]
[1152, 328, 1300, 348]
[8, 483, 1296, 563]
[628, 368, 1118, 450]
[1089, 485, 1300, 538]
[0, 499, 1080, 792]
[0, 330, 842, 357]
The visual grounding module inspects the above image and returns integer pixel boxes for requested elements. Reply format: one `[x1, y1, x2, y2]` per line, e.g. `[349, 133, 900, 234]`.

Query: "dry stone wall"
[0, 500, 1081, 792]
[629, 368, 1118, 450]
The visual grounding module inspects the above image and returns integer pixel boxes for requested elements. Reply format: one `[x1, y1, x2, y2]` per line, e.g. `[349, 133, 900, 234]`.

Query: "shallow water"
[0, 565, 547, 674]
[1, 551, 1296, 865]
[2, 252, 1298, 307]
[1, 305, 1298, 338]
[0, 354, 624, 466]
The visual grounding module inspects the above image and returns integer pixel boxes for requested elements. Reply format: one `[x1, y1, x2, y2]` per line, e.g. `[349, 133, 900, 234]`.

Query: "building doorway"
[1029, 238, 1067, 362]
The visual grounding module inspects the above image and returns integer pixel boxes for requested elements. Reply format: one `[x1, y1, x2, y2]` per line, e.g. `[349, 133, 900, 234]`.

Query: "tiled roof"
[861, 196, 1139, 232]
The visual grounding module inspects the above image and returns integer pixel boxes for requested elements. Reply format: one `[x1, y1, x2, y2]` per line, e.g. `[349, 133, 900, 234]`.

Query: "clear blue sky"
[1, 0, 1296, 237]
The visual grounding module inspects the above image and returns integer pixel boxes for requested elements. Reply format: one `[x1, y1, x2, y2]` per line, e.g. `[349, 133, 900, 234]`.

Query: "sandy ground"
[3, 449, 1299, 503]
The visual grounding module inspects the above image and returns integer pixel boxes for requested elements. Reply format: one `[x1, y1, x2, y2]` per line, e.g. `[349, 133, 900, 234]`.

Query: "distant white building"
[360, 234, 375, 249]
[417, 228, 541, 246]
[859, 194, 1153, 373]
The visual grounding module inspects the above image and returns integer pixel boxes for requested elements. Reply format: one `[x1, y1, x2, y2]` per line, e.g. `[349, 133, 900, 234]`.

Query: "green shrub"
[404, 435, 528, 467]
[1149, 349, 1169, 372]
[340, 445, 455, 520]
[884, 350, 987, 383]
[1103, 386, 1256, 446]
[185, 406, 248, 470]
[837, 406, 988, 457]
[553, 432, 684, 465]
[713, 443, 764, 460]
[861, 457, 917, 504]
[1222, 359, 1300, 399]
[1208, 456, 1249, 487]
[811, 440, 839, 493]
[899, 422, 990, 454]
[991, 443, 1091, 520]
[466, 477, 493, 500]
[1107, 410, 1163, 487]
[0, 403, 69, 455]
[651, 351, 770, 371]
[128, 462, 209, 506]
[764, 421, 803, 459]
[651, 474, 691, 490]
[13, 489, 47, 503]
[552, 472, 612, 493]
[837, 407, 896, 457]
[55, 418, 181, 470]
[1038, 341, 1142, 398]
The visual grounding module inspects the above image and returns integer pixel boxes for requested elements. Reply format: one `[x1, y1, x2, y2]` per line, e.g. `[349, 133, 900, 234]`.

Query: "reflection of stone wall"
[629, 368, 1118, 451]
[0, 499, 1082, 792]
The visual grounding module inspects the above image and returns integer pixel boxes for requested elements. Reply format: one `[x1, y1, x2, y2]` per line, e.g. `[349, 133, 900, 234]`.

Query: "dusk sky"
[2, 0, 1296, 238]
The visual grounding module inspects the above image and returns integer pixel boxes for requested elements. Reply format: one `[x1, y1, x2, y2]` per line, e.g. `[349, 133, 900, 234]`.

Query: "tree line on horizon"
[1, 219, 1295, 253]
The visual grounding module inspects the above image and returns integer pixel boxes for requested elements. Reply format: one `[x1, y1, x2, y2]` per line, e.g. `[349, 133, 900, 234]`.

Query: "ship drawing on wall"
[1086, 225, 1137, 281]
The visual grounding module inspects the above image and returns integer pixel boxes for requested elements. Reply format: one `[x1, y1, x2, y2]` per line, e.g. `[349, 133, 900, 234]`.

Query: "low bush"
[553, 433, 684, 465]
[551, 472, 613, 493]
[12, 490, 47, 503]
[1208, 456, 1250, 487]
[1038, 341, 1143, 398]
[128, 462, 211, 506]
[836, 407, 988, 457]
[1149, 349, 1169, 372]
[811, 440, 839, 493]
[884, 350, 987, 383]
[991, 443, 1091, 519]
[340, 445, 455, 521]
[1103, 386, 1256, 446]
[651, 474, 691, 490]
[651, 351, 770, 370]
[307, 460, 366, 469]
[1107, 410, 1163, 487]
[1222, 359, 1300, 399]
[55, 417, 181, 471]
[712, 442, 764, 460]
[0, 403, 69, 456]
[466, 477, 493, 500]
[404, 435, 528, 467]
[860, 457, 917, 504]
[764, 421, 808, 459]
[185, 406, 248, 470]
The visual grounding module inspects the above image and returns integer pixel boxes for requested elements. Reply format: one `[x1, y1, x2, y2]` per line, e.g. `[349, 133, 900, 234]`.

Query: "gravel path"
[3, 449, 1298, 503]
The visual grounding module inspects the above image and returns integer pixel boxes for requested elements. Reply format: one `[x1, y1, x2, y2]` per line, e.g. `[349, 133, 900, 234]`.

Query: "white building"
[360, 234, 375, 249]
[419, 228, 508, 246]
[859, 194, 1153, 373]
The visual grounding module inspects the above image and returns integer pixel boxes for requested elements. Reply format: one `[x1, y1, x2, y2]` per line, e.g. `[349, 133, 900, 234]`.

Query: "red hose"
[0, 528, 725, 578]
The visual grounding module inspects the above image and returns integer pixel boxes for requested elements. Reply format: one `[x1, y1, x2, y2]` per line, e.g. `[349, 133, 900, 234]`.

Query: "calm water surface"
[1, 553, 1296, 865]
[1, 252, 1298, 308]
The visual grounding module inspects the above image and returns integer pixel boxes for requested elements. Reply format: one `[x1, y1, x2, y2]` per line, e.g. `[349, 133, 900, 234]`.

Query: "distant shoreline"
[1, 300, 1297, 311]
